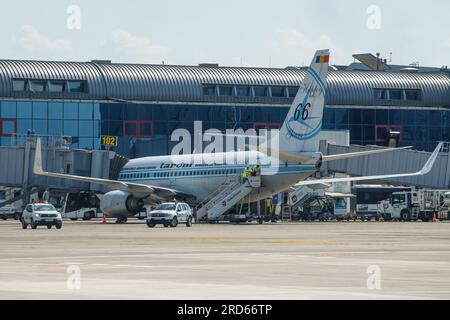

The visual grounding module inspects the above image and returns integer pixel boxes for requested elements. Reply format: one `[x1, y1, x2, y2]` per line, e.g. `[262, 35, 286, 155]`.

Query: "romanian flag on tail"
[316, 54, 330, 64]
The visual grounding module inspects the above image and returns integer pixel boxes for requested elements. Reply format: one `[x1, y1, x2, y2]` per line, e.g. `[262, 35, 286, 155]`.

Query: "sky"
[0, 0, 449, 68]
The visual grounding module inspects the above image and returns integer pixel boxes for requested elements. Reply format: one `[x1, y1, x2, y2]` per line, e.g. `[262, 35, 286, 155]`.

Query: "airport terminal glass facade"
[0, 100, 101, 149]
[1, 99, 449, 158]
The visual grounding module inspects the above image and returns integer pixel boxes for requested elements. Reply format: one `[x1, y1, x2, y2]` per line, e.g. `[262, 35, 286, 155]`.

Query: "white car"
[146, 202, 193, 228]
[21, 203, 63, 230]
[0, 205, 21, 221]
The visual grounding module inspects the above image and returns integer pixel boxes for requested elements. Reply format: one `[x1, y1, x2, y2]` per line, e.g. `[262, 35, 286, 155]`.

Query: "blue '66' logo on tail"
[284, 84, 323, 141]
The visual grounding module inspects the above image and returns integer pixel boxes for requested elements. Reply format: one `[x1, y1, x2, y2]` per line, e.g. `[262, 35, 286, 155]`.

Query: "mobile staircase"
[196, 176, 261, 221]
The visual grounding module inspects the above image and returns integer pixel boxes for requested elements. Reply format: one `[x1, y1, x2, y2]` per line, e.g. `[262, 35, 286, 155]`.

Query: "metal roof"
[0, 59, 449, 107]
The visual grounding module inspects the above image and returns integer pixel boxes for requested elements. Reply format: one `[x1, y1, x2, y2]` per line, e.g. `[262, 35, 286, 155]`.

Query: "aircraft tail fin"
[278, 49, 329, 153]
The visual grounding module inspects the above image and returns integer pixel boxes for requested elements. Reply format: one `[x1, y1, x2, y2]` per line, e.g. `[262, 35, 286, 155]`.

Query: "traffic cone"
[432, 213, 437, 223]
[102, 212, 107, 224]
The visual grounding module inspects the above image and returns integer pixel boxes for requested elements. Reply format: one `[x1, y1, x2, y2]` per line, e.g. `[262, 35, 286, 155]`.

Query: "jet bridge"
[320, 141, 450, 189]
[0, 136, 128, 207]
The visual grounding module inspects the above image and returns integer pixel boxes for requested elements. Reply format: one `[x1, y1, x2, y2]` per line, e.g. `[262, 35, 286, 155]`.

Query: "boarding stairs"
[196, 176, 261, 221]
[289, 185, 324, 210]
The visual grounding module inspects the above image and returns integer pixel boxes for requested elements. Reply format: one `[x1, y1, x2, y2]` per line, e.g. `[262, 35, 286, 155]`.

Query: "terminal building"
[0, 56, 450, 159]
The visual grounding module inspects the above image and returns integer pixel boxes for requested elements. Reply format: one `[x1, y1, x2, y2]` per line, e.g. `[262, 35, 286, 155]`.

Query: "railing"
[195, 176, 240, 210]
[2, 134, 73, 149]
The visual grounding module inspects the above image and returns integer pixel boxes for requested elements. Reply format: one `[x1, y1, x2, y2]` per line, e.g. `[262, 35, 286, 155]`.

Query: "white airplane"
[33, 50, 442, 223]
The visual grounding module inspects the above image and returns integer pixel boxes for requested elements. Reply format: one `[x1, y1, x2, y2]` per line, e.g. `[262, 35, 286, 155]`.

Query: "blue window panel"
[271, 86, 286, 98]
[429, 110, 443, 127]
[64, 120, 78, 136]
[268, 108, 283, 123]
[17, 119, 32, 134]
[389, 109, 402, 125]
[93, 138, 100, 150]
[349, 109, 362, 125]
[33, 101, 48, 119]
[195, 106, 210, 122]
[255, 107, 270, 123]
[403, 127, 415, 141]
[94, 103, 101, 120]
[430, 127, 442, 140]
[153, 105, 167, 121]
[93, 120, 100, 137]
[402, 110, 415, 124]
[0, 137, 12, 146]
[68, 81, 85, 93]
[32, 119, 47, 135]
[167, 105, 183, 121]
[334, 109, 349, 125]
[101, 121, 108, 136]
[108, 121, 123, 136]
[79, 138, 93, 149]
[17, 101, 32, 119]
[253, 86, 268, 97]
[323, 108, 335, 128]
[239, 107, 254, 123]
[79, 102, 94, 120]
[79, 120, 94, 137]
[153, 122, 167, 135]
[363, 125, 375, 141]
[415, 127, 429, 142]
[350, 125, 362, 141]
[48, 120, 63, 135]
[236, 86, 251, 97]
[100, 103, 109, 119]
[375, 109, 389, 125]
[415, 110, 428, 126]
[362, 109, 375, 125]
[64, 102, 78, 120]
[210, 106, 228, 122]
[48, 102, 63, 119]
[218, 86, 234, 96]
[2, 120, 15, 135]
[179, 106, 195, 122]
[203, 85, 216, 96]
[1, 101, 17, 118]
[108, 103, 123, 120]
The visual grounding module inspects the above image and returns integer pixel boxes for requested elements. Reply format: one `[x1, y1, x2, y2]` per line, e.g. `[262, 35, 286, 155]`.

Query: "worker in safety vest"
[242, 167, 250, 183]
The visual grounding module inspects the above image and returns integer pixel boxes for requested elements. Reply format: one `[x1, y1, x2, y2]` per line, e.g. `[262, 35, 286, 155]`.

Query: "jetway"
[320, 141, 450, 189]
[0, 136, 128, 206]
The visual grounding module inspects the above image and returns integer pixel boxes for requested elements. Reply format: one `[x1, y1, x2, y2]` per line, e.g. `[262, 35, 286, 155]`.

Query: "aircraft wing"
[295, 142, 442, 187]
[256, 145, 412, 165]
[322, 146, 412, 162]
[33, 139, 192, 200]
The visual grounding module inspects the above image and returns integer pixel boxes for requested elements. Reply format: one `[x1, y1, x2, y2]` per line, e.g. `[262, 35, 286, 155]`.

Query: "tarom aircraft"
[33, 50, 442, 223]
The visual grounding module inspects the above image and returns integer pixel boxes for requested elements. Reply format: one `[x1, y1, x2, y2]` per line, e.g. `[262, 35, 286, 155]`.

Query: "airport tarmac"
[0, 220, 450, 300]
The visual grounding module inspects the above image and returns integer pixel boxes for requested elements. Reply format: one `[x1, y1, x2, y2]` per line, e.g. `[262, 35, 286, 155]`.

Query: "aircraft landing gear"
[115, 216, 128, 224]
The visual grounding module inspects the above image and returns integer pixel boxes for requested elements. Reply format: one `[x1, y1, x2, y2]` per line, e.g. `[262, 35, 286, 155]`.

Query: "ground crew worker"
[242, 167, 250, 183]
[253, 165, 261, 176]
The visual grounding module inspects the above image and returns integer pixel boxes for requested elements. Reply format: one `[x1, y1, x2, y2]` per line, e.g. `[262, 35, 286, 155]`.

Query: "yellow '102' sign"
[101, 136, 118, 147]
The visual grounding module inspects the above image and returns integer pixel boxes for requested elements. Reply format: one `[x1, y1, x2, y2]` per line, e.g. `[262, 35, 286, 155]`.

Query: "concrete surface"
[0, 220, 449, 300]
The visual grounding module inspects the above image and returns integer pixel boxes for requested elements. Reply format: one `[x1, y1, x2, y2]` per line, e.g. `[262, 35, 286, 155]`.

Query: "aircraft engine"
[100, 190, 145, 217]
